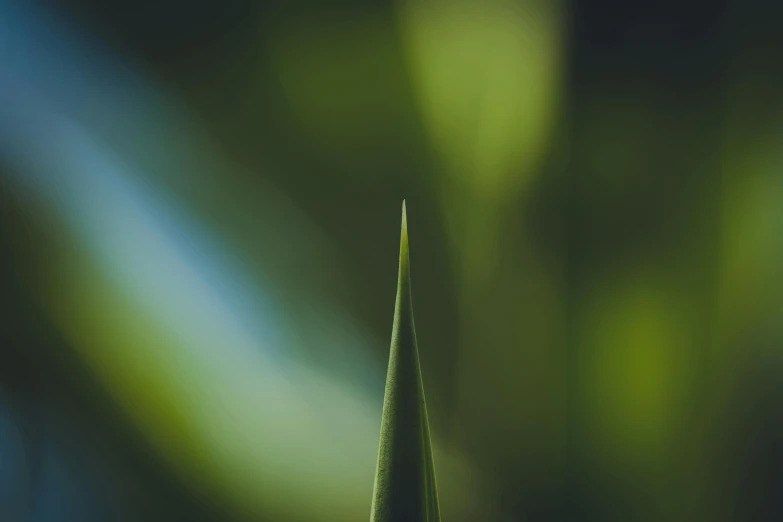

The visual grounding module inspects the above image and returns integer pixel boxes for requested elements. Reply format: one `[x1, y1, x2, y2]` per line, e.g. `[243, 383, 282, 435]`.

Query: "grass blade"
[370, 201, 441, 522]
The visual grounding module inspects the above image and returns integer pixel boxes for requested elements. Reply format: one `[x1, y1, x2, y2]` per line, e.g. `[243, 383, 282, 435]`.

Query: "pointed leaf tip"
[370, 202, 441, 522]
[399, 200, 409, 271]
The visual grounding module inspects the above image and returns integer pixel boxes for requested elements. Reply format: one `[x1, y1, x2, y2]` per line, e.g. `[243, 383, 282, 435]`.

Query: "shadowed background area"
[1, 0, 782, 521]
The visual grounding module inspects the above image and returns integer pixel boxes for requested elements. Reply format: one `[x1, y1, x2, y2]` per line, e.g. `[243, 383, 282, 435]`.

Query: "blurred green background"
[1, 0, 782, 521]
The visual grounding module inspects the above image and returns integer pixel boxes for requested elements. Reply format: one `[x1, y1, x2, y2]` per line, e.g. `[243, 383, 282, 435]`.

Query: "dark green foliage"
[370, 202, 441, 522]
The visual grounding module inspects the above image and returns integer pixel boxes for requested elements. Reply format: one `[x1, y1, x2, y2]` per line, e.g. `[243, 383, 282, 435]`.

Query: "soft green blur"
[1, 0, 782, 521]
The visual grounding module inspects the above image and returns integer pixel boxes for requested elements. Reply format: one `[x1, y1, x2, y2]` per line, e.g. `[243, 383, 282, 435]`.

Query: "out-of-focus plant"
[399, 2, 567, 503]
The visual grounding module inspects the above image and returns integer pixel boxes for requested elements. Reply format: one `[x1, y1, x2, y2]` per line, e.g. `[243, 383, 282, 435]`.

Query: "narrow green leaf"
[370, 201, 441, 522]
